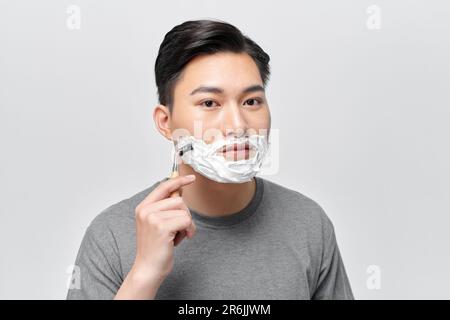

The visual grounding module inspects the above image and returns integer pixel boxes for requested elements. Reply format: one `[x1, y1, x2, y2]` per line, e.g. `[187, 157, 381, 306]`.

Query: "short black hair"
[154, 19, 271, 111]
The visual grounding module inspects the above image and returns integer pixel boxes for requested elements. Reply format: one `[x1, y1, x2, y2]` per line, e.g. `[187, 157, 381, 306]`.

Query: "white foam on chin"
[175, 134, 269, 183]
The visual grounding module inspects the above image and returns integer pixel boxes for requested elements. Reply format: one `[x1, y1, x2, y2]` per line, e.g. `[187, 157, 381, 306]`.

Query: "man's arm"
[312, 222, 354, 300]
[66, 216, 123, 300]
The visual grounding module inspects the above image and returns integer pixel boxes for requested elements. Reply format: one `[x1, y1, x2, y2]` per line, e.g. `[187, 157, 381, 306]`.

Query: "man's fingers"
[140, 175, 195, 206]
[173, 230, 187, 246]
[158, 210, 190, 220]
[140, 196, 190, 215]
[133, 175, 197, 248]
[157, 211, 196, 238]
[163, 214, 195, 237]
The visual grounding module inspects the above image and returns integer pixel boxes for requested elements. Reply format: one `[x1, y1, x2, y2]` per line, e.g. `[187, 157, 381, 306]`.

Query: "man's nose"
[222, 103, 247, 138]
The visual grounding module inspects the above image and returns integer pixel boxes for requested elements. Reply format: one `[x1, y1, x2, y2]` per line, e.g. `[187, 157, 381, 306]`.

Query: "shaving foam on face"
[175, 134, 269, 183]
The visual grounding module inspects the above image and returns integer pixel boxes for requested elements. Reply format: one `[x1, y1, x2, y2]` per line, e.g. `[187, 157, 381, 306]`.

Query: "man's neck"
[178, 163, 256, 217]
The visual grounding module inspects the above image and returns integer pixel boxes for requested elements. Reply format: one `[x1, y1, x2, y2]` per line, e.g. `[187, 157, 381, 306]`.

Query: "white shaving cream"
[174, 134, 269, 183]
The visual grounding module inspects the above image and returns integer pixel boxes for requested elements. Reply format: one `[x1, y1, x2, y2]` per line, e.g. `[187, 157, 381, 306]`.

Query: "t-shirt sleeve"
[66, 215, 123, 300]
[311, 221, 354, 300]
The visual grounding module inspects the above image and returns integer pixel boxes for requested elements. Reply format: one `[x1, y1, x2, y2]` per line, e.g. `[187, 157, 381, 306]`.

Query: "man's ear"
[153, 104, 173, 141]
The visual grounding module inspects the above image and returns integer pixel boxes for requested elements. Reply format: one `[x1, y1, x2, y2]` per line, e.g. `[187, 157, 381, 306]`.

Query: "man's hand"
[114, 174, 196, 299]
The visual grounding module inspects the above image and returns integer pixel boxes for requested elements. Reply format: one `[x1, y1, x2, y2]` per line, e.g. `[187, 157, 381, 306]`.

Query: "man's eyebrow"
[190, 86, 223, 95]
[242, 84, 265, 94]
[190, 84, 265, 96]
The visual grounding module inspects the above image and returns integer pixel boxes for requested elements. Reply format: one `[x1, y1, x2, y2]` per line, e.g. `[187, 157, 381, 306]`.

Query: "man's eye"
[244, 98, 262, 106]
[200, 100, 218, 108]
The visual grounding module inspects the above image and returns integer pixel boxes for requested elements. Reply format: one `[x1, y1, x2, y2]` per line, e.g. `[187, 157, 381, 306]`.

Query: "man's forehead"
[176, 53, 263, 91]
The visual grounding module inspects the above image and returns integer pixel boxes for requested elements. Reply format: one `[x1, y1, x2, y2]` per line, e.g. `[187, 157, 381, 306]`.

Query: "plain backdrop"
[1, 0, 449, 299]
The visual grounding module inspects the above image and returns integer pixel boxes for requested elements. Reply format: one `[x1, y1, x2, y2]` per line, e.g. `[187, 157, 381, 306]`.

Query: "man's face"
[169, 52, 271, 161]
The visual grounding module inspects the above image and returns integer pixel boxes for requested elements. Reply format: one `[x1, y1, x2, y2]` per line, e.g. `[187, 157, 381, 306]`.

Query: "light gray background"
[1, 0, 449, 299]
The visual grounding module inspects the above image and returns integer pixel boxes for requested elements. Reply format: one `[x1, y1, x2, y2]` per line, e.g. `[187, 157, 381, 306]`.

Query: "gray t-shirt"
[66, 176, 354, 300]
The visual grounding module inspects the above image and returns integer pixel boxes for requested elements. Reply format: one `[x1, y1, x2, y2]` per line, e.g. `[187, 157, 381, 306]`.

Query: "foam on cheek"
[175, 134, 269, 183]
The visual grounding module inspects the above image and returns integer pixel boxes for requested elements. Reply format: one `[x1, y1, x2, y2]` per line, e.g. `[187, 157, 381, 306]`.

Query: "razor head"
[171, 142, 193, 173]
[178, 143, 193, 157]
[178, 143, 194, 157]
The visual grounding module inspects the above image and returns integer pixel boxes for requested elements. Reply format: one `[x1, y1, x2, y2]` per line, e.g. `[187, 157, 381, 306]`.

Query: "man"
[66, 19, 354, 300]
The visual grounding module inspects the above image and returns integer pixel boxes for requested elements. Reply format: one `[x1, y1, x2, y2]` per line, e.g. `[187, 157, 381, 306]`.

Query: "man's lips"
[219, 142, 251, 153]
